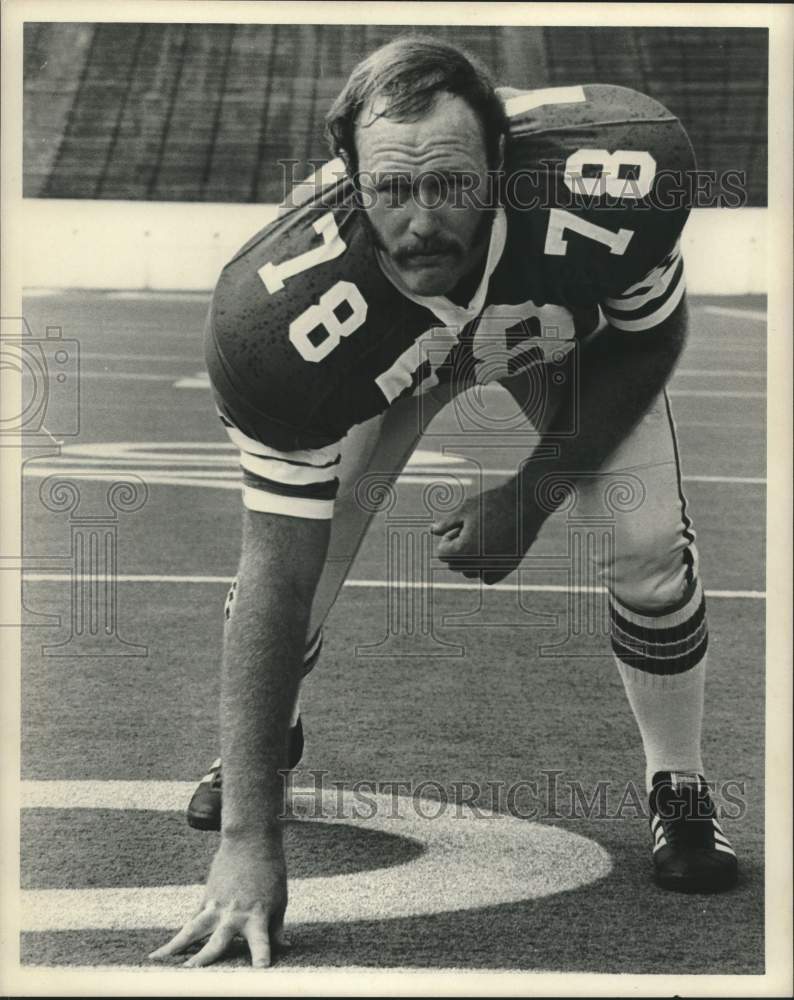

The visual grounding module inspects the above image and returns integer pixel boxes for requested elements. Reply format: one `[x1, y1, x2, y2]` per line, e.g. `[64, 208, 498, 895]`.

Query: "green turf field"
[18, 291, 765, 973]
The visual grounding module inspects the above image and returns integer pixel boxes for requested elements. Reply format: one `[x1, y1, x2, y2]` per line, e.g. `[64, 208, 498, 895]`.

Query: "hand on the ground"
[149, 832, 289, 968]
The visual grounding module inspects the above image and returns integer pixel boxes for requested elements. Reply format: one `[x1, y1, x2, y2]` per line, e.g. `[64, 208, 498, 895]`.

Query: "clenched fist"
[430, 479, 546, 585]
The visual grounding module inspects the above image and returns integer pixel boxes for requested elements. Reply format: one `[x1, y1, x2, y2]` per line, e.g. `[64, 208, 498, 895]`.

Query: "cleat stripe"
[714, 842, 736, 856]
[199, 759, 222, 783]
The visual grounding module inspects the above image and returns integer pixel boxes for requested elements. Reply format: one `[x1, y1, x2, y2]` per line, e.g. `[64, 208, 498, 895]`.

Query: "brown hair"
[325, 35, 508, 174]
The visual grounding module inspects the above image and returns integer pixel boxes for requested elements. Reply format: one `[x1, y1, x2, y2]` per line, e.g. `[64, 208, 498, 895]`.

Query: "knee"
[599, 522, 698, 615]
[609, 560, 693, 615]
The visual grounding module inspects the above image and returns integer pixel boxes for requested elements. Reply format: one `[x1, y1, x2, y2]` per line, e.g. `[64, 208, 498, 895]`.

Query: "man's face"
[355, 92, 494, 297]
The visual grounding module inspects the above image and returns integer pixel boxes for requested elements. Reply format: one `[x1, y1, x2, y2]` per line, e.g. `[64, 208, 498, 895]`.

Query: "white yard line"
[402, 470, 766, 484]
[397, 469, 766, 485]
[19, 469, 242, 490]
[680, 474, 766, 484]
[675, 369, 764, 378]
[75, 371, 178, 382]
[169, 376, 767, 398]
[19, 465, 767, 486]
[700, 306, 767, 321]
[106, 290, 210, 301]
[73, 374, 767, 397]
[174, 375, 209, 388]
[79, 359, 765, 375]
[80, 352, 194, 363]
[685, 342, 765, 349]
[397, 468, 766, 484]
[682, 347, 766, 357]
[21, 573, 765, 600]
[667, 389, 765, 399]
[676, 420, 764, 430]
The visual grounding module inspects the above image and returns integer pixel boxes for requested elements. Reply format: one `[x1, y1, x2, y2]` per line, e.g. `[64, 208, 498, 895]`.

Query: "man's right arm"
[151, 507, 330, 967]
[221, 507, 330, 833]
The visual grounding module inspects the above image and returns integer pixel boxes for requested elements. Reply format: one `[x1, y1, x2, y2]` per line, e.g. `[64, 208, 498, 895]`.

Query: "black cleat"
[186, 716, 304, 831]
[649, 771, 738, 893]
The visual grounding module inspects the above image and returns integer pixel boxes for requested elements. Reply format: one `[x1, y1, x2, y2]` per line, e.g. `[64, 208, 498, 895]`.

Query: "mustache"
[358, 213, 465, 263]
[392, 239, 463, 264]
[358, 208, 495, 266]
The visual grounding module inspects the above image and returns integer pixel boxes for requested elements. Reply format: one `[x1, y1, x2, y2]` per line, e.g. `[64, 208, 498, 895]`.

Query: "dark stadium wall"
[23, 23, 768, 207]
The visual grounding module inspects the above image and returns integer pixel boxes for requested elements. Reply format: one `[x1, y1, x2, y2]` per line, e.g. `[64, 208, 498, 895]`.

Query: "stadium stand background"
[24, 23, 767, 206]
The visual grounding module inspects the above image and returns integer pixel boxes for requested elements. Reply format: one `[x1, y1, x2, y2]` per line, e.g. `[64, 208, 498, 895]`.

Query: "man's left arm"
[432, 296, 688, 582]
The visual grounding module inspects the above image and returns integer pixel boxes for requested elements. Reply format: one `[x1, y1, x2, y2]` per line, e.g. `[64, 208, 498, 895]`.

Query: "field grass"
[17, 291, 766, 974]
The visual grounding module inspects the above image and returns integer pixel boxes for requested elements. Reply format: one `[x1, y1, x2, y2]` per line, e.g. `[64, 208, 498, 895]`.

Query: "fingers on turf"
[150, 897, 289, 969]
[245, 920, 272, 968]
[148, 907, 216, 959]
[183, 922, 237, 967]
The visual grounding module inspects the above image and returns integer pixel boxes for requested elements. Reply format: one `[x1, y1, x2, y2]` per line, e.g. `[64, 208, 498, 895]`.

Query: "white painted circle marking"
[21, 780, 612, 931]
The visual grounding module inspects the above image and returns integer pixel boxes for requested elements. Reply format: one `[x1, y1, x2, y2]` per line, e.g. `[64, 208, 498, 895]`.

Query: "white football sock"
[615, 655, 705, 793]
[610, 580, 708, 793]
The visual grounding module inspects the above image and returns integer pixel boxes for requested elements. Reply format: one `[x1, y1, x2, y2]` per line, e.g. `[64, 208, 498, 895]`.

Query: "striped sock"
[611, 580, 708, 792]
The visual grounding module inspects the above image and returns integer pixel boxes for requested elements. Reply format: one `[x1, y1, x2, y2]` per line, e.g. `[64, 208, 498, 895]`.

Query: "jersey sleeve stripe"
[602, 256, 684, 324]
[216, 412, 341, 518]
[240, 449, 340, 486]
[602, 271, 686, 332]
[222, 416, 342, 469]
[602, 250, 681, 311]
[607, 244, 679, 299]
[601, 244, 686, 332]
[242, 486, 335, 520]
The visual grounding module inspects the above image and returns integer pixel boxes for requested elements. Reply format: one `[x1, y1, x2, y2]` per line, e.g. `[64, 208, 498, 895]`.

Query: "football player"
[151, 37, 737, 968]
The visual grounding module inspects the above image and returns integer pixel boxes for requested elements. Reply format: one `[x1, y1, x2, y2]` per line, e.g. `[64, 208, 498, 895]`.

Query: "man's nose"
[407, 202, 440, 241]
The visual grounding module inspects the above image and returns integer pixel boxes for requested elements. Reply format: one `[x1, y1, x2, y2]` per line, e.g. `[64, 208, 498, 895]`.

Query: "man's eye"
[423, 175, 460, 197]
[377, 177, 411, 202]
